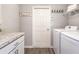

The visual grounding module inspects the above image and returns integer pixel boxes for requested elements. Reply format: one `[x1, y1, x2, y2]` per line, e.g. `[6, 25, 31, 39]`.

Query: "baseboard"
[24, 46, 53, 48]
[24, 46, 33, 48]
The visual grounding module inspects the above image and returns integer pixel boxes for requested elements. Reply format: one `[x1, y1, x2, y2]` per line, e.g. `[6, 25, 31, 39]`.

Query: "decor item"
[20, 11, 32, 17]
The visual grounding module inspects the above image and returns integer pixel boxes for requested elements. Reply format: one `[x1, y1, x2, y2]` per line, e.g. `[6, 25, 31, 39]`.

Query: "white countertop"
[54, 28, 78, 32]
[0, 32, 24, 49]
[61, 31, 79, 41]
[53, 28, 66, 32]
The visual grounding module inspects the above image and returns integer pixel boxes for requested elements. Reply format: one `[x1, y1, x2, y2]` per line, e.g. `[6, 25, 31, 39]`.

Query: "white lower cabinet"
[0, 36, 24, 54]
[61, 34, 79, 54]
[17, 41, 24, 54]
[9, 41, 24, 54]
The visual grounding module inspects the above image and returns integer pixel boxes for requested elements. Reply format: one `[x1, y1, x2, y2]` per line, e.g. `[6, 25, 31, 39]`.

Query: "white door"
[32, 6, 51, 48]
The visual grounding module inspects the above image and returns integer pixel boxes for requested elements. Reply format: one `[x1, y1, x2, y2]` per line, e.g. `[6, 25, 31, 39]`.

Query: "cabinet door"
[8, 36, 24, 54]
[9, 41, 24, 54]
[61, 34, 79, 54]
[18, 41, 24, 54]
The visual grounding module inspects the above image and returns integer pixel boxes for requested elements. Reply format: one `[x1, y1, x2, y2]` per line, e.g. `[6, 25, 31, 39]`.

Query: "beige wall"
[1, 4, 20, 32]
[69, 14, 79, 29]
[19, 5, 32, 46]
[0, 5, 2, 25]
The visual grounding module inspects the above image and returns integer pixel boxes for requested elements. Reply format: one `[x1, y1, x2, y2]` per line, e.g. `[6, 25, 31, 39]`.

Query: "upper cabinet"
[66, 4, 79, 16]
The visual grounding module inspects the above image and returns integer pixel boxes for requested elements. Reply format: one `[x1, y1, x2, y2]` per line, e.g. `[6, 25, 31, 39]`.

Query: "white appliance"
[32, 6, 51, 48]
[53, 29, 66, 54]
[65, 26, 78, 30]
[61, 31, 79, 54]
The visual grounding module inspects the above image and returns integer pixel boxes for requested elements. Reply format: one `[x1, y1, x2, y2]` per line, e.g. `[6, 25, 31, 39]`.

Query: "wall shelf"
[19, 12, 32, 17]
[66, 9, 79, 16]
[66, 4, 79, 16]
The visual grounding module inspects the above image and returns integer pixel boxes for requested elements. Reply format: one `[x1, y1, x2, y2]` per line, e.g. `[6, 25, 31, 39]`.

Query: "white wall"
[69, 14, 79, 29]
[51, 4, 67, 10]
[0, 5, 3, 31]
[1, 4, 20, 32]
[51, 4, 68, 28]
[19, 5, 32, 46]
[20, 17, 32, 46]
[51, 4, 68, 46]
[20, 4, 68, 47]
[0, 5, 2, 25]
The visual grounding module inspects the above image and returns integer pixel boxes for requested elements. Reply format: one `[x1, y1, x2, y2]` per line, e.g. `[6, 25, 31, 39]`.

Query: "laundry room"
[0, 1, 79, 54]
